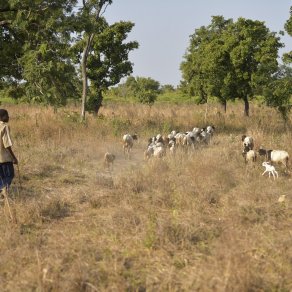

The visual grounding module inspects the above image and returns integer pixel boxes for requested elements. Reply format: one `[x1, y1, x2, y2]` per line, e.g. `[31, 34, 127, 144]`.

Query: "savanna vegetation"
[0, 102, 292, 291]
[1, 1, 292, 291]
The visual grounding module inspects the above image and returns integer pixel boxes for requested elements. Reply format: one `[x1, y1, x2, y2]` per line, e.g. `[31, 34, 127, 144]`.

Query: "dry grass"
[0, 102, 291, 291]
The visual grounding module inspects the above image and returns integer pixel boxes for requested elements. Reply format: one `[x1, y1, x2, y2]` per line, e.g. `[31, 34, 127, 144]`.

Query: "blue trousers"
[0, 162, 14, 190]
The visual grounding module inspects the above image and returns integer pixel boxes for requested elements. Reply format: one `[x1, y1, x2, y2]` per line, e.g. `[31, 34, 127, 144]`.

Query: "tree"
[129, 77, 160, 105]
[181, 16, 282, 116]
[86, 21, 138, 114]
[161, 84, 175, 93]
[201, 16, 235, 112]
[284, 5, 292, 63]
[0, 0, 79, 107]
[181, 16, 236, 111]
[0, 1, 24, 85]
[76, 0, 112, 120]
[225, 18, 282, 116]
[263, 64, 292, 122]
[71, 0, 138, 119]
[180, 24, 209, 104]
[1, 1, 137, 113]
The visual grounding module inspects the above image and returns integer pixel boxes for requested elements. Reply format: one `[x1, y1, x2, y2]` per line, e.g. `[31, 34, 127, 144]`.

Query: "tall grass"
[0, 102, 291, 291]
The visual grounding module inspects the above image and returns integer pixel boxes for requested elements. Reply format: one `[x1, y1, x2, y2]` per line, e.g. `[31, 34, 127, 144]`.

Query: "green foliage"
[156, 90, 194, 103]
[284, 6, 292, 63]
[1, 83, 25, 100]
[85, 20, 139, 88]
[181, 16, 237, 108]
[264, 77, 292, 122]
[111, 117, 132, 137]
[161, 84, 175, 93]
[181, 16, 283, 116]
[1, 0, 137, 112]
[285, 6, 292, 37]
[1, 0, 79, 107]
[128, 76, 161, 105]
[85, 20, 138, 112]
[106, 76, 161, 105]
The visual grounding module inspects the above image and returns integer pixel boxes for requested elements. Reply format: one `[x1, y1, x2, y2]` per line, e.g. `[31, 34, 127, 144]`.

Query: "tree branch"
[100, 3, 110, 17]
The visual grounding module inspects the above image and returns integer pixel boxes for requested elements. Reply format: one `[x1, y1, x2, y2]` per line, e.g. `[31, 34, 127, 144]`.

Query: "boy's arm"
[2, 125, 18, 164]
[7, 147, 18, 164]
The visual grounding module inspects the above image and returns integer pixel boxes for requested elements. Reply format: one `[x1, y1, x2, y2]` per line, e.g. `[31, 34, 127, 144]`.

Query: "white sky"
[103, 0, 292, 86]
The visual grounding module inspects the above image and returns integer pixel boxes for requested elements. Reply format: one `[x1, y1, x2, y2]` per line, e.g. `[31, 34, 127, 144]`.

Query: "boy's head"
[0, 109, 9, 122]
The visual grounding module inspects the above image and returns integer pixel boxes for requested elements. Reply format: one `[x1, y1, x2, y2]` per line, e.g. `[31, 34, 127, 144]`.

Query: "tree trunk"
[222, 100, 227, 113]
[80, 2, 106, 122]
[243, 95, 249, 117]
[204, 102, 208, 124]
[93, 91, 103, 115]
[80, 46, 88, 121]
[80, 34, 94, 122]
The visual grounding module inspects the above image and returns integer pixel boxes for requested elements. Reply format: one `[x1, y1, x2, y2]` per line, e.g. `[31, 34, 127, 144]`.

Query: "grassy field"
[0, 102, 291, 291]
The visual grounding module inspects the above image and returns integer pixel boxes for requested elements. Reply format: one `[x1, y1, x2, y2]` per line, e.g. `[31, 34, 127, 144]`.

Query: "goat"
[144, 142, 166, 160]
[122, 133, 138, 158]
[258, 148, 289, 170]
[206, 125, 215, 136]
[153, 144, 166, 158]
[174, 132, 186, 147]
[144, 146, 154, 160]
[262, 161, 278, 180]
[183, 132, 196, 149]
[104, 152, 116, 170]
[168, 139, 176, 155]
[192, 127, 201, 134]
[148, 134, 166, 146]
[242, 149, 257, 163]
[199, 128, 212, 145]
[242, 135, 254, 152]
[168, 130, 177, 140]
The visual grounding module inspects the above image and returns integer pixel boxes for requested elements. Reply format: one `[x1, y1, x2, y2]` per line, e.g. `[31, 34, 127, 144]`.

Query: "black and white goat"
[242, 135, 254, 153]
[258, 147, 289, 170]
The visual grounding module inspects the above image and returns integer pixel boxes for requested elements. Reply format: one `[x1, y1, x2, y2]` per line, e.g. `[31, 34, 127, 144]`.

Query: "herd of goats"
[241, 135, 289, 179]
[103, 126, 289, 179]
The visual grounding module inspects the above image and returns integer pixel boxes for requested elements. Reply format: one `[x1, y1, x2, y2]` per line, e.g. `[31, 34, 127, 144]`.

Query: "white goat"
[174, 132, 186, 147]
[258, 148, 289, 170]
[192, 127, 201, 135]
[144, 142, 166, 159]
[167, 130, 177, 140]
[206, 125, 215, 136]
[262, 161, 278, 180]
[153, 143, 166, 158]
[242, 149, 257, 163]
[122, 133, 138, 158]
[104, 152, 116, 169]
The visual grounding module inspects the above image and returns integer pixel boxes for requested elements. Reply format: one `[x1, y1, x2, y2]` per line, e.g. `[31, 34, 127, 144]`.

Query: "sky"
[103, 0, 292, 87]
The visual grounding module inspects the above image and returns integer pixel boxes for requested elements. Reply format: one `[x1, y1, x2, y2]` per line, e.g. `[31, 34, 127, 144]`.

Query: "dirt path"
[99, 139, 147, 178]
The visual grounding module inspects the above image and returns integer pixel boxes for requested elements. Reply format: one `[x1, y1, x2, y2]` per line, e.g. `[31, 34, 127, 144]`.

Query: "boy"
[0, 109, 18, 192]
